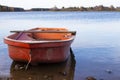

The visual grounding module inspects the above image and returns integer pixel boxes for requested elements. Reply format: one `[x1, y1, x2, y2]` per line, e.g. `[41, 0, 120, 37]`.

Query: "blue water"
[1, 11, 120, 80]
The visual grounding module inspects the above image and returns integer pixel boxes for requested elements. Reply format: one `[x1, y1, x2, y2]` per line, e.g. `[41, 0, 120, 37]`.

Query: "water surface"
[1, 11, 120, 80]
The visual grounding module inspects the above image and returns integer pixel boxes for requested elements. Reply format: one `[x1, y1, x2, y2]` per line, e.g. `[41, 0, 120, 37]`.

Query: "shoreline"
[0, 5, 120, 12]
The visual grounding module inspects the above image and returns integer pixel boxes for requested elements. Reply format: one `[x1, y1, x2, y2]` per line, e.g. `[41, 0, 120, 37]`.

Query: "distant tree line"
[0, 5, 24, 11]
[0, 4, 120, 12]
[59, 5, 120, 11]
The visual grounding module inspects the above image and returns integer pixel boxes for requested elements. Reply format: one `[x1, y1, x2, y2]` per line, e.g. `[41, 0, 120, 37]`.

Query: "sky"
[0, 0, 120, 9]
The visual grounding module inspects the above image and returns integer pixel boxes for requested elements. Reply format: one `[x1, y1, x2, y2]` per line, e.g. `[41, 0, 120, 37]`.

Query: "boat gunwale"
[4, 36, 75, 44]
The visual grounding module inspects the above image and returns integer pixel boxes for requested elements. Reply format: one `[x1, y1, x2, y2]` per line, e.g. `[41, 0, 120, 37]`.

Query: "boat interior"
[8, 28, 75, 41]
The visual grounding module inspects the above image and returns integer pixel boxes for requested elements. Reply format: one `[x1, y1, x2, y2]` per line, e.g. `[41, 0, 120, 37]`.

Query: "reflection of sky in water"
[73, 47, 120, 80]
[74, 47, 120, 63]
[74, 21, 120, 48]
[1, 12, 120, 21]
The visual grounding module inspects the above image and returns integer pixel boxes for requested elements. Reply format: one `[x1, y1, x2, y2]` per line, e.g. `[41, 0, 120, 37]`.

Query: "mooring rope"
[25, 50, 32, 70]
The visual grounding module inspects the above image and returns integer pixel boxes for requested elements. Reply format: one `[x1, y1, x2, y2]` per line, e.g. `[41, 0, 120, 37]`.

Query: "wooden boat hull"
[4, 28, 75, 63]
[6, 40, 73, 63]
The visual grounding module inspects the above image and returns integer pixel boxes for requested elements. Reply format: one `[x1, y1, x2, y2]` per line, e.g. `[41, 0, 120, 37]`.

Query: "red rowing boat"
[4, 27, 76, 64]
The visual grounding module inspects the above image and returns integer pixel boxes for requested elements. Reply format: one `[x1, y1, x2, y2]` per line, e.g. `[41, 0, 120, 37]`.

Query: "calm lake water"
[1, 11, 120, 80]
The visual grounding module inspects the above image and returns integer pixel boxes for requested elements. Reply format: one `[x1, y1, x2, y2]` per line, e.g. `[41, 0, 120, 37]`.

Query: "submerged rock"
[59, 71, 67, 76]
[28, 77, 32, 80]
[14, 64, 20, 70]
[86, 76, 96, 80]
[43, 75, 48, 79]
[105, 69, 112, 74]
[14, 64, 26, 70]
[43, 75, 53, 80]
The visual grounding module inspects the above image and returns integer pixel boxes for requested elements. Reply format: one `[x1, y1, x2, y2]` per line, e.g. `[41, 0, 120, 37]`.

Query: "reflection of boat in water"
[10, 49, 76, 80]
[4, 27, 76, 63]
